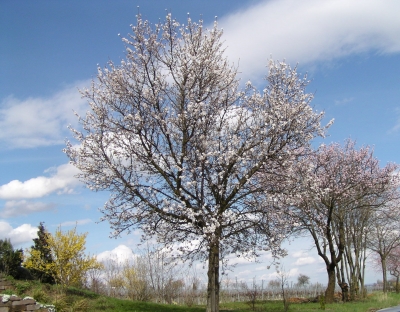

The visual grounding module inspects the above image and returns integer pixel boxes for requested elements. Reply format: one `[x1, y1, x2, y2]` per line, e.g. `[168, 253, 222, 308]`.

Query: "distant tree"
[387, 246, 400, 293]
[341, 199, 372, 299]
[99, 245, 186, 302]
[277, 266, 291, 312]
[287, 140, 399, 302]
[100, 257, 124, 297]
[85, 266, 105, 294]
[367, 207, 400, 293]
[64, 13, 329, 312]
[24, 225, 103, 287]
[27, 222, 55, 284]
[121, 259, 153, 302]
[268, 279, 281, 289]
[140, 244, 182, 303]
[0, 239, 23, 279]
[241, 277, 261, 311]
[296, 274, 310, 287]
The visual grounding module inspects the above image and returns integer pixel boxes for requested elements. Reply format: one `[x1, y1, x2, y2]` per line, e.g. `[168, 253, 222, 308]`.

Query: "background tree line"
[1, 217, 400, 305]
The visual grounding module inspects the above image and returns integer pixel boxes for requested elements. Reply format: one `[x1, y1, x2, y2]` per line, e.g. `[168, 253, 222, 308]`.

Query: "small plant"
[277, 266, 291, 312]
[70, 298, 90, 311]
[242, 278, 261, 311]
[319, 293, 326, 310]
[362, 287, 368, 299]
[33, 287, 49, 303]
[15, 281, 31, 295]
[51, 292, 69, 312]
[1, 289, 14, 296]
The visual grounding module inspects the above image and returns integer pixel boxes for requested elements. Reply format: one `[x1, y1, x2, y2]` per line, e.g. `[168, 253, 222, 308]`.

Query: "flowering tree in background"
[341, 198, 372, 299]
[287, 140, 399, 303]
[65, 14, 328, 312]
[368, 207, 400, 293]
[24, 226, 102, 287]
[387, 246, 400, 293]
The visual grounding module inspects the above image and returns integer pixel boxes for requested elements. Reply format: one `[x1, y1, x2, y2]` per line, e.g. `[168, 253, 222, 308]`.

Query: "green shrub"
[319, 294, 326, 310]
[66, 286, 99, 299]
[51, 293, 68, 312]
[4, 275, 15, 282]
[71, 298, 90, 311]
[1, 289, 14, 295]
[33, 287, 49, 303]
[15, 281, 31, 295]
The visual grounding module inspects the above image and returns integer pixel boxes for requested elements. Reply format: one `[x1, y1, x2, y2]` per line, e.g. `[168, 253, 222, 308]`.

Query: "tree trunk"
[382, 257, 388, 293]
[325, 264, 336, 303]
[336, 261, 348, 302]
[360, 236, 367, 298]
[206, 241, 220, 312]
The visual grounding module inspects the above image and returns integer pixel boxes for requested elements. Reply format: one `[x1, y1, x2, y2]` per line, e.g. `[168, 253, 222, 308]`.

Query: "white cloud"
[224, 250, 274, 267]
[335, 97, 355, 105]
[219, 0, 400, 79]
[97, 244, 136, 264]
[267, 267, 299, 280]
[291, 251, 309, 258]
[59, 219, 92, 227]
[0, 163, 81, 200]
[293, 256, 316, 266]
[0, 81, 89, 149]
[0, 221, 37, 247]
[235, 269, 254, 281]
[389, 107, 400, 133]
[1, 200, 56, 217]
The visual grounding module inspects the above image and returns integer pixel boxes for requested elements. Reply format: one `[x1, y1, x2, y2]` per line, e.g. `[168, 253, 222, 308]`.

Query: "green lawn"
[87, 292, 400, 312]
[4, 278, 400, 312]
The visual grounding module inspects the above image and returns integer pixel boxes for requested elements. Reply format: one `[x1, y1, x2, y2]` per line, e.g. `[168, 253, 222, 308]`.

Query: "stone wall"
[0, 279, 13, 292]
[0, 295, 42, 312]
[0, 279, 51, 312]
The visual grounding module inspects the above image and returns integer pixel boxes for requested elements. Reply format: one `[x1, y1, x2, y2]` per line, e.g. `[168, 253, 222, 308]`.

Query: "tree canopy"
[24, 225, 102, 287]
[0, 238, 23, 279]
[285, 140, 399, 302]
[27, 222, 55, 284]
[65, 14, 329, 311]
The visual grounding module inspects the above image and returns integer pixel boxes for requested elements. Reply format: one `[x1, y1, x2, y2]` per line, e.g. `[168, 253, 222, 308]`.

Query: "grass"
[219, 292, 400, 312]
[2, 277, 400, 312]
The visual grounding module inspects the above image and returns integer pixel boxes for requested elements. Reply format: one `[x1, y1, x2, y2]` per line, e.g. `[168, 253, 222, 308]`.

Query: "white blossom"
[65, 14, 328, 312]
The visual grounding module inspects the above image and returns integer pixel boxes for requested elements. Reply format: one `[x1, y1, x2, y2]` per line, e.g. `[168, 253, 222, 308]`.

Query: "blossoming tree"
[288, 140, 399, 302]
[24, 225, 102, 287]
[368, 207, 400, 293]
[387, 246, 400, 293]
[65, 14, 328, 311]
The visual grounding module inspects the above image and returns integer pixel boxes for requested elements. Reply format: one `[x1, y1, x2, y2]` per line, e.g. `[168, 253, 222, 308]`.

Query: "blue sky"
[1, 0, 400, 286]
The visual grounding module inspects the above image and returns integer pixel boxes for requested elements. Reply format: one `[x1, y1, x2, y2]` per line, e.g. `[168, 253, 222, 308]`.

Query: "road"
[377, 306, 400, 312]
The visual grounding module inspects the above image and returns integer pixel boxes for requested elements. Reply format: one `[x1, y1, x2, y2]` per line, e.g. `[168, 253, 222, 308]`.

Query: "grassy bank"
[2, 277, 400, 311]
